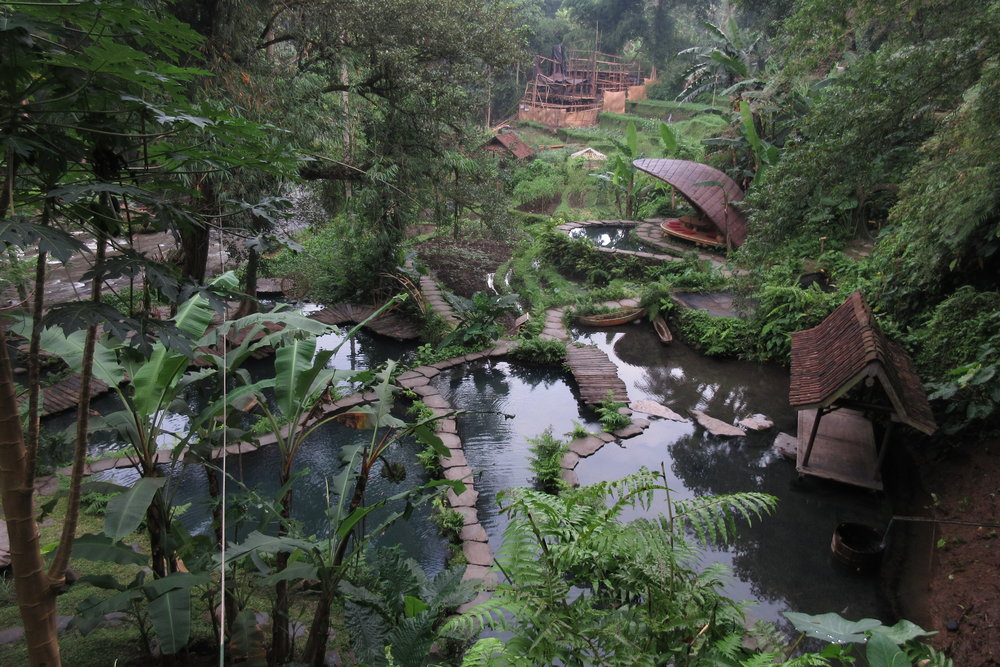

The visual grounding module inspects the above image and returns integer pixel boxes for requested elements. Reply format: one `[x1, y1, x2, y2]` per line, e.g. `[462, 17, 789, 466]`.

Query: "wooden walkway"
[311, 303, 422, 340]
[29, 376, 110, 418]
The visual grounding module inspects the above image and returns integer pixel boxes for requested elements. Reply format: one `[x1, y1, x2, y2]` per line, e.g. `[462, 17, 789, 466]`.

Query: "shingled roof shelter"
[485, 131, 535, 160]
[789, 291, 936, 490]
[632, 158, 747, 248]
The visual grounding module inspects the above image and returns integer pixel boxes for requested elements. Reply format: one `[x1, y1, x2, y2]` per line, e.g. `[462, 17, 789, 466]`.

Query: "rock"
[460, 523, 488, 542]
[569, 435, 606, 458]
[630, 399, 687, 422]
[462, 541, 493, 567]
[739, 413, 774, 431]
[773, 432, 798, 460]
[689, 410, 746, 437]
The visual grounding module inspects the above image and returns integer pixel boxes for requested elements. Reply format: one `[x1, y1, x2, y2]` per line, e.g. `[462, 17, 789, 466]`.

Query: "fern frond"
[438, 595, 512, 638]
[458, 638, 508, 667]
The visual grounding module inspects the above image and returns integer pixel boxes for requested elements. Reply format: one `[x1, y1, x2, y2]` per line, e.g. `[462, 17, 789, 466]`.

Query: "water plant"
[526, 428, 569, 494]
[595, 390, 631, 433]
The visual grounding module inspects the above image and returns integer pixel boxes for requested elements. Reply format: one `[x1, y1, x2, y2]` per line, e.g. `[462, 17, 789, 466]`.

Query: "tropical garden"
[1, 0, 998, 665]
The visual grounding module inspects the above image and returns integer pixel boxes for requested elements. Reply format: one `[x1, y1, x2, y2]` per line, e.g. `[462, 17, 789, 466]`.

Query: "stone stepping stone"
[613, 423, 646, 439]
[739, 414, 774, 431]
[773, 432, 797, 460]
[460, 523, 488, 542]
[561, 468, 580, 488]
[439, 449, 468, 469]
[561, 451, 580, 470]
[569, 435, 605, 458]
[689, 410, 746, 437]
[453, 507, 479, 525]
[462, 565, 498, 589]
[447, 485, 479, 507]
[457, 590, 492, 614]
[443, 466, 474, 482]
[438, 433, 462, 450]
[462, 541, 493, 567]
[631, 399, 687, 422]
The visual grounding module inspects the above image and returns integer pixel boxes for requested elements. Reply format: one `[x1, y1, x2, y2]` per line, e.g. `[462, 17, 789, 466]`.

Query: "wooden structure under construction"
[519, 45, 648, 128]
[788, 291, 937, 490]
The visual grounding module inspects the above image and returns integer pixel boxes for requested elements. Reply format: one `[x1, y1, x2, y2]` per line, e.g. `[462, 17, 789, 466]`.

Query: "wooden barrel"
[831, 522, 884, 572]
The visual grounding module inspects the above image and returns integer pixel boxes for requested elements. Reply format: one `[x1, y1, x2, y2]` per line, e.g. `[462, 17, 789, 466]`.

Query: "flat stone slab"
[773, 432, 798, 460]
[569, 435, 606, 458]
[439, 449, 468, 469]
[689, 410, 746, 437]
[613, 423, 646, 439]
[399, 375, 430, 388]
[453, 507, 479, 525]
[739, 413, 774, 431]
[457, 590, 492, 614]
[437, 419, 457, 434]
[561, 468, 579, 488]
[561, 451, 580, 470]
[421, 395, 450, 409]
[461, 566, 498, 589]
[462, 541, 493, 567]
[631, 399, 687, 422]
[460, 523, 488, 542]
[437, 433, 462, 449]
[447, 486, 479, 508]
[86, 458, 118, 473]
[443, 466, 474, 483]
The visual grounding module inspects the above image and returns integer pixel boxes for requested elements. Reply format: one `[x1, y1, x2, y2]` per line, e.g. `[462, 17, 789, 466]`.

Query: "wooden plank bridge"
[565, 343, 628, 405]
[311, 304, 421, 341]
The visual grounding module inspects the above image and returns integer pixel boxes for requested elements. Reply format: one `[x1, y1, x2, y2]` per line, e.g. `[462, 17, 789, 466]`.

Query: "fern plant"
[444, 469, 777, 666]
[596, 390, 631, 432]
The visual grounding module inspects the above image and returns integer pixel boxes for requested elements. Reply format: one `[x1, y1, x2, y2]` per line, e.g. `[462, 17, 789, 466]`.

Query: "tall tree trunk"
[270, 475, 294, 665]
[0, 328, 61, 666]
[48, 232, 106, 583]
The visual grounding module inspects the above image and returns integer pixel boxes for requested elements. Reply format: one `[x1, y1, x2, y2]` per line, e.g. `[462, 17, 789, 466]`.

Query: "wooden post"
[874, 419, 895, 477]
[801, 407, 827, 467]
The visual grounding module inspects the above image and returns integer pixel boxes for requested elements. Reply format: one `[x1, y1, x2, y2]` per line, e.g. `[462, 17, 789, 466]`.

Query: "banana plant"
[591, 122, 649, 219]
[222, 360, 463, 666]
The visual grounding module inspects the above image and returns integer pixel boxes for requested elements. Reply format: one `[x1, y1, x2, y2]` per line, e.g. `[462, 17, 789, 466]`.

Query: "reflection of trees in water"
[669, 430, 890, 619]
[438, 362, 514, 446]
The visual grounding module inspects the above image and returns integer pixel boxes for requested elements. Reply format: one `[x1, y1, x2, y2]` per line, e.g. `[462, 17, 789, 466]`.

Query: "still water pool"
[80, 317, 891, 633]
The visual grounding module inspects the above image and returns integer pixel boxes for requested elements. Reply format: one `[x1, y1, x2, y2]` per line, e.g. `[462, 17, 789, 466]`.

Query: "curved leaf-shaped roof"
[633, 158, 747, 247]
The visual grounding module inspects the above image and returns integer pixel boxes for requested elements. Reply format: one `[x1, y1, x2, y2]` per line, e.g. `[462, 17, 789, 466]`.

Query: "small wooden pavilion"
[788, 291, 936, 490]
[484, 131, 534, 160]
[632, 158, 747, 249]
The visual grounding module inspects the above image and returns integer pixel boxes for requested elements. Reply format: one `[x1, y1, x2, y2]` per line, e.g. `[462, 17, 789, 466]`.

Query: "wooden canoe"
[652, 314, 672, 343]
[660, 218, 725, 248]
[575, 307, 646, 327]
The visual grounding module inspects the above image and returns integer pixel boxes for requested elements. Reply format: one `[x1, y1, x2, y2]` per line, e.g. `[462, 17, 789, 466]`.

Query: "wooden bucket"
[831, 522, 884, 572]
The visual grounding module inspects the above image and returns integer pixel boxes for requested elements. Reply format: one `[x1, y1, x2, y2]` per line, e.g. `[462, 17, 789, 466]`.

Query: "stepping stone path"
[418, 273, 460, 326]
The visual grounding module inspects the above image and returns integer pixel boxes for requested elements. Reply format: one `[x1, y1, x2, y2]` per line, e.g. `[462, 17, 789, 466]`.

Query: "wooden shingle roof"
[632, 158, 747, 247]
[789, 291, 937, 435]
[487, 132, 535, 159]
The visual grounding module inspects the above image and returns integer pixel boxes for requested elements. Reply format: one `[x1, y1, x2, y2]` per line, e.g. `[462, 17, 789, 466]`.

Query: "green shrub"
[431, 494, 465, 542]
[527, 428, 569, 494]
[675, 309, 757, 359]
[509, 338, 566, 366]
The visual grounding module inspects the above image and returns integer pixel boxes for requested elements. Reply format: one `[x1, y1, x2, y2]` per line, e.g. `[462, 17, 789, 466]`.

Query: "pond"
[568, 224, 647, 252]
[72, 314, 892, 634]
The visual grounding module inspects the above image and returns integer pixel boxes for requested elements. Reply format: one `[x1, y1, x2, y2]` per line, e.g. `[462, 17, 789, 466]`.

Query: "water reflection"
[568, 225, 645, 252]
